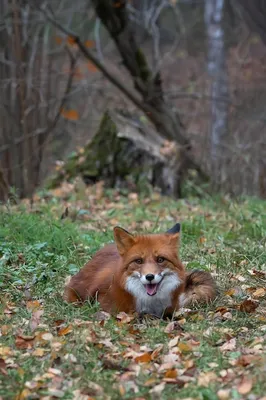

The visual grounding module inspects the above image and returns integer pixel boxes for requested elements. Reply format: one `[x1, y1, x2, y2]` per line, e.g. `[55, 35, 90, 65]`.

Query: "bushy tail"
[182, 270, 217, 307]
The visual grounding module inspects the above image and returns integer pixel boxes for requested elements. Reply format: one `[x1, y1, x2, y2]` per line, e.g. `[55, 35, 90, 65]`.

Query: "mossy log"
[47, 111, 183, 197]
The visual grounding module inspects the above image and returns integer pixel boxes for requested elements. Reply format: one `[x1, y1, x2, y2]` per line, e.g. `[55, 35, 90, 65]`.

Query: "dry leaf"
[57, 325, 73, 336]
[149, 382, 165, 396]
[15, 335, 35, 350]
[116, 312, 134, 324]
[217, 389, 230, 400]
[30, 309, 44, 331]
[237, 376, 253, 394]
[151, 344, 164, 360]
[220, 338, 236, 352]
[164, 368, 177, 379]
[168, 336, 179, 348]
[32, 348, 45, 357]
[198, 371, 217, 387]
[253, 288, 266, 298]
[164, 321, 183, 333]
[26, 300, 41, 310]
[239, 299, 258, 313]
[178, 342, 192, 352]
[135, 352, 152, 363]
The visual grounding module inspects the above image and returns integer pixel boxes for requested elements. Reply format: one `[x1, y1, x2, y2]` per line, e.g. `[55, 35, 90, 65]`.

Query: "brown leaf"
[0, 358, 7, 375]
[116, 312, 135, 324]
[151, 344, 164, 360]
[93, 311, 111, 321]
[239, 299, 258, 313]
[164, 369, 177, 379]
[253, 288, 266, 298]
[57, 325, 73, 336]
[15, 335, 35, 350]
[198, 371, 217, 387]
[220, 338, 236, 352]
[30, 309, 44, 331]
[26, 300, 41, 310]
[164, 321, 183, 333]
[237, 376, 253, 394]
[32, 348, 46, 357]
[135, 352, 152, 363]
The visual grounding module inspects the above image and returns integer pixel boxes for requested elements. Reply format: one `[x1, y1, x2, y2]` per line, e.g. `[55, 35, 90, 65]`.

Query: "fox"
[64, 223, 217, 318]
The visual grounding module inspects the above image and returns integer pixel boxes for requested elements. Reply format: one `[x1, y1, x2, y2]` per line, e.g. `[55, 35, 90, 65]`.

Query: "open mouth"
[144, 283, 159, 296]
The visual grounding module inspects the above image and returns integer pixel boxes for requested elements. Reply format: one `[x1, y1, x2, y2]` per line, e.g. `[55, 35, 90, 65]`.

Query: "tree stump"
[47, 111, 183, 197]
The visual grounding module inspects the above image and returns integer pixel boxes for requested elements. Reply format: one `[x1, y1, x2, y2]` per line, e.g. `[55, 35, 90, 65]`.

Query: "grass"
[0, 186, 266, 400]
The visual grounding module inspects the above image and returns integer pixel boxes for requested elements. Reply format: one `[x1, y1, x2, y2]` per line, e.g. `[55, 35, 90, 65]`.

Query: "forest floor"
[0, 181, 266, 400]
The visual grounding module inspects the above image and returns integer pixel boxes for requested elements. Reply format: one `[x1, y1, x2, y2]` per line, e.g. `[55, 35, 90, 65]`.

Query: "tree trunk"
[205, 0, 229, 184]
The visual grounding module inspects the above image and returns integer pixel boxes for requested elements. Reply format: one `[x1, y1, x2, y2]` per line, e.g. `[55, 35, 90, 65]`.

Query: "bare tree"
[204, 0, 229, 184]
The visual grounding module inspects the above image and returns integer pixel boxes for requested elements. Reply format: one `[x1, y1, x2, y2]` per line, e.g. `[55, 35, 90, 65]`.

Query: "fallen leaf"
[198, 371, 217, 387]
[30, 309, 44, 331]
[47, 388, 65, 398]
[253, 288, 266, 298]
[151, 344, 164, 360]
[164, 321, 183, 333]
[237, 376, 253, 394]
[57, 325, 73, 336]
[217, 389, 231, 400]
[116, 312, 134, 324]
[93, 311, 111, 321]
[135, 352, 152, 363]
[164, 368, 177, 379]
[26, 300, 42, 310]
[32, 348, 45, 357]
[15, 335, 35, 350]
[149, 382, 165, 397]
[41, 332, 53, 341]
[0, 346, 13, 357]
[178, 342, 192, 352]
[239, 299, 258, 313]
[168, 336, 179, 348]
[220, 338, 236, 352]
[0, 358, 7, 375]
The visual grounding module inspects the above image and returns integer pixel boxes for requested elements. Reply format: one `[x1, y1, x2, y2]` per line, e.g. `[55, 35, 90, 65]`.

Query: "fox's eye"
[135, 258, 143, 265]
[157, 256, 165, 263]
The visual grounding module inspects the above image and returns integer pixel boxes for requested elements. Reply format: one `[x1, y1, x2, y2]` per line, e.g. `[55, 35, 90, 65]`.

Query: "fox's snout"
[140, 273, 163, 285]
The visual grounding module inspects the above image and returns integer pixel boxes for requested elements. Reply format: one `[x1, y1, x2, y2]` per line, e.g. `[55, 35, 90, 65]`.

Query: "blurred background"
[1, 0, 266, 201]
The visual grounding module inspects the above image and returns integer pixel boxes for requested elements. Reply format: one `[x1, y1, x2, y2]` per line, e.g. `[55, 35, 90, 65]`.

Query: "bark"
[205, 0, 229, 181]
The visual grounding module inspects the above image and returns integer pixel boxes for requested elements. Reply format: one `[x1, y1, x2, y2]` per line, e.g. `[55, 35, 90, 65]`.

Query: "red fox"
[64, 223, 216, 318]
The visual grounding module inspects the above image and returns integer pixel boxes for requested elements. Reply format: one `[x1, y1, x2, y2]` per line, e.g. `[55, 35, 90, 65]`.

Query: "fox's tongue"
[145, 283, 158, 296]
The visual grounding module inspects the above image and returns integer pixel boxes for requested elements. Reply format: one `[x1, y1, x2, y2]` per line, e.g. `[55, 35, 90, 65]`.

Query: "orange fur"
[64, 226, 217, 317]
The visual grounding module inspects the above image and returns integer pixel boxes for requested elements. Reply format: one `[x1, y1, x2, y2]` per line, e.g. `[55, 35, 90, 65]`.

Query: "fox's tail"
[181, 270, 217, 307]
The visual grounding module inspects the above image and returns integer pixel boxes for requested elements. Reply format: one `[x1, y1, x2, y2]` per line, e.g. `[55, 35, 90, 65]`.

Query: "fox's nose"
[146, 274, 155, 282]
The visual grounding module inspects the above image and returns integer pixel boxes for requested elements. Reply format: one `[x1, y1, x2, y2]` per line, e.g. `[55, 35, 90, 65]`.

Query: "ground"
[0, 181, 266, 400]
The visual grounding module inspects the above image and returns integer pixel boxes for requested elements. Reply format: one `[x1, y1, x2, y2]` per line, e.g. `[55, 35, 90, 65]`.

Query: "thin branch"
[37, 4, 149, 114]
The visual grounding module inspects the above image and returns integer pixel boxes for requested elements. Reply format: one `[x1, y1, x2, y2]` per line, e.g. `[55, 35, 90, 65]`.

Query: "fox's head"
[113, 223, 185, 306]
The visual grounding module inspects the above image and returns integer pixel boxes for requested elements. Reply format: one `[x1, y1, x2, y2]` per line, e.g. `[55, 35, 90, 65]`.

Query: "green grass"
[0, 190, 266, 400]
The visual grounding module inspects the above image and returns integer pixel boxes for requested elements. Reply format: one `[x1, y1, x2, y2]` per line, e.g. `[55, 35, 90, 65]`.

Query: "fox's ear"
[113, 227, 136, 255]
[166, 223, 181, 247]
[166, 223, 181, 234]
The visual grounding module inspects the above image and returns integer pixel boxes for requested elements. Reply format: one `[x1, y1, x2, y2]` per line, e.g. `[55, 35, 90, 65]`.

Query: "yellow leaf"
[178, 342, 192, 352]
